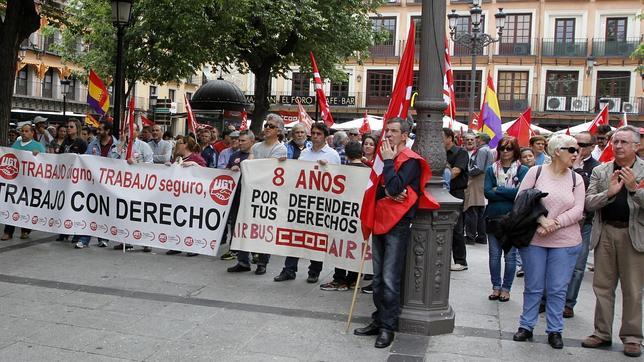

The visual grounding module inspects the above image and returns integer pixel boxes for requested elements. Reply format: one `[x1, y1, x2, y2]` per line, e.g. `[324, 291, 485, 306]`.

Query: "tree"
[210, 0, 383, 135]
[0, 0, 40, 146]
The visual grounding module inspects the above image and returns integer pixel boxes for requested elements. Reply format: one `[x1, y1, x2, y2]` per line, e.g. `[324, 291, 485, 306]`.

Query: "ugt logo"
[0, 154, 19, 180]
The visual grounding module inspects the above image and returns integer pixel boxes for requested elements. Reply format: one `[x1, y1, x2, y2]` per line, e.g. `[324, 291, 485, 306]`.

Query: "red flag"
[598, 141, 614, 162]
[185, 94, 198, 135]
[359, 111, 371, 135]
[457, 126, 464, 146]
[443, 37, 456, 119]
[239, 110, 248, 131]
[360, 22, 438, 240]
[565, 127, 571, 135]
[617, 112, 627, 128]
[587, 104, 609, 135]
[125, 96, 135, 160]
[310, 52, 334, 127]
[506, 107, 532, 147]
[140, 114, 154, 127]
[295, 99, 313, 135]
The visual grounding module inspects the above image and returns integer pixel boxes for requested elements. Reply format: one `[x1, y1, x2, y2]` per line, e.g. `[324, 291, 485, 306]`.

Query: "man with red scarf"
[354, 117, 435, 348]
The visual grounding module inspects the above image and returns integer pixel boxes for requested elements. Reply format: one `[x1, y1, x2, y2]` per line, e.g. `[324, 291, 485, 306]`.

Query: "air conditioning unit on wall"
[599, 97, 621, 113]
[546, 96, 566, 111]
[622, 102, 639, 114]
[570, 97, 589, 112]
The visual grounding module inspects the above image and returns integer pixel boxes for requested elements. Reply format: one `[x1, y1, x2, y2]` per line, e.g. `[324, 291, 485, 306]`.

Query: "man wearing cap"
[217, 130, 240, 169]
[33, 116, 53, 149]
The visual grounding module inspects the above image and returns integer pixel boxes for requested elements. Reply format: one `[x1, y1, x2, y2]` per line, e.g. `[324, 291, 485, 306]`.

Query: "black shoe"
[274, 271, 295, 282]
[538, 304, 546, 313]
[255, 265, 266, 275]
[227, 264, 251, 273]
[363, 274, 373, 281]
[166, 250, 181, 255]
[142, 246, 151, 253]
[548, 332, 564, 349]
[354, 323, 380, 336]
[186, 253, 198, 257]
[375, 329, 394, 348]
[113, 243, 134, 250]
[55, 235, 67, 241]
[361, 284, 373, 294]
[513, 327, 533, 342]
[306, 273, 319, 283]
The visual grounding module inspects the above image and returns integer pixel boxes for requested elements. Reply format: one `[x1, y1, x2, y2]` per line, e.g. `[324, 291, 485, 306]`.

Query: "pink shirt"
[516, 166, 585, 248]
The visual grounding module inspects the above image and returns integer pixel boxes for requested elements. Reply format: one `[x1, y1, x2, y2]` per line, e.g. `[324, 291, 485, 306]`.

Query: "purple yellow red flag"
[480, 72, 503, 148]
[84, 113, 100, 128]
[87, 70, 110, 115]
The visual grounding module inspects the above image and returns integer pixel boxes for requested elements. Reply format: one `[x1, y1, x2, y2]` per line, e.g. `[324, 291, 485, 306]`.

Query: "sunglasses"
[559, 147, 579, 154]
[577, 142, 593, 147]
[263, 123, 277, 129]
[349, 133, 359, 136]
[499, 147, 514, 152]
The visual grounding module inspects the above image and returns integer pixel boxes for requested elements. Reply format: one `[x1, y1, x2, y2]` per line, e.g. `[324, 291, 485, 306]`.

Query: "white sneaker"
[98, 240, 108, 247]
[74, 242, 85, 249]
[450, 263, 468, 271]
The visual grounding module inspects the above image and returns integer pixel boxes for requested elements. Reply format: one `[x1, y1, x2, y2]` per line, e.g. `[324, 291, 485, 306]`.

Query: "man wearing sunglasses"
[583, 125, 643, 357]
[591, 125, 612, 160]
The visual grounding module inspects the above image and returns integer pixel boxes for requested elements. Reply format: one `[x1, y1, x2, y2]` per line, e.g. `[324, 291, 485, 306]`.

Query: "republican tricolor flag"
[87, 70, 110, 115]
[480, 72, 503, 148]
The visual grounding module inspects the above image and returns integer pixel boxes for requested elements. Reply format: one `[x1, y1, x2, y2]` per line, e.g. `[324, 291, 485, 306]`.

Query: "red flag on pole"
[310, 52, 334, 127]
[565, 127, 571, 136]
[598, 141, 614, 162]
[359, 22, 438, 240]
[587, 104, 609, 135]
[295, 98, 313, 135]
[506, 107, 532, 147]
[443, 37, 456, 119]
[617, 112, 627, 128]
[185, 94, 198, 135]
[125, 96, 135, 160]
[140, 114, 154, 127]
[239, 110, 248, 131]
[359, 111, 372, 135]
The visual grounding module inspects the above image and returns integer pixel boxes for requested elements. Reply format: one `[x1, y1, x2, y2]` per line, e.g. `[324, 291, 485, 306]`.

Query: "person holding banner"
[2, 124, 45, 241]
[273, 122, 340, 283]
[354, 117, 432, 349]
[148, 125, 172, 165]
[285, 123, 311, 160]
[228, 114, 287, 275]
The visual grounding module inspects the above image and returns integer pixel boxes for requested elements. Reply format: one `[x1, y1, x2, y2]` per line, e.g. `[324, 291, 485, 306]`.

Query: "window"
[15, 68, 28, 95]
[453, 70, 483, 111]
[42, 68, 53, 98]
[330, 80, 349, 98]
[606, 17, 627, 42]
[370, 17, 396, 57]
[554, 18, 575, 44]
[43, 33, 55, 52]
[596, 71, 630, 103]
[168, 89, 176, 102]
[185, 92, 193, 101]
[366, 70, 393, 107]
[499, 14, 532, 55]
[545, 71, 578, 111]
[412, 16, 421, 49]
[149, 86, 157, 98]
[452, 15, 485, 56]
[412, 70, 419, 93]
[497, 71, 529, 111]
[291, 72, 310, 96]
[67, 78, 77, 101]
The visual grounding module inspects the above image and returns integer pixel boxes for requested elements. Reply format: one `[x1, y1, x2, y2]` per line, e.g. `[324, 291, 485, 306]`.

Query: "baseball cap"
[230, 131, 240, 138]
[33, 116, 48, 124]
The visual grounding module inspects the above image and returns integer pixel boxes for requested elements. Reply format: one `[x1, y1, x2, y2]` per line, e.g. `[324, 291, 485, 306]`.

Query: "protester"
[348, 128, 361, 143]
[33, 116, 53, 148]
[285, 123, 310, 160]
[227, 113, 287, 275]
[198, 128, 217, 168]
[591, 125, 612, 160]
[463, 132, 477, 157]
[2, 124, 46, 241]
[148, 125, 172, 164]
[562, 131, 600, 317]
[320, 140, 363, 291]
[530, 135, 551, 165]
[443, 128, 469, 271]
[362, 135, 376, 167]
[57, 119, 87, 155]
[274, 122, 340, 283]
[139, 126, 152, 142]
[48, 124, 66, 153]
[333, 131, 349, 164]
[512, 134, 584, 350]
[217, 131, 240, 169]
[7, 128, 19, 146]
[520, 148, 536, 168]
[213, 127, 230, 154]
[582, 126, 642, 358]
[354, 117, 431, 349]
[483, 136, 528, 302]
[464, 133, 494, 245]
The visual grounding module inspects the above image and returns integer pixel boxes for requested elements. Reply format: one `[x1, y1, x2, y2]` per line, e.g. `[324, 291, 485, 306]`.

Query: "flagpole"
[345, 238, 370, 333]
[315, 97, 319, 123]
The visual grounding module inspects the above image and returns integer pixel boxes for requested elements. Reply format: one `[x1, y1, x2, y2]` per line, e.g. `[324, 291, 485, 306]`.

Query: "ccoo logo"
[209, 175, 236, 206]
[0, 154, 19, 180]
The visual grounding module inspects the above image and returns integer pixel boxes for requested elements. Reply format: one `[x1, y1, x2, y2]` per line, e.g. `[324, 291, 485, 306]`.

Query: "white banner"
[0, 147, 239, 256]
[232, 159, 373, 273]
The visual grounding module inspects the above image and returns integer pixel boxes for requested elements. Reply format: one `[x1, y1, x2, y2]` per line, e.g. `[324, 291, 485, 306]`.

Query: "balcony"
[368, 39, 397, 58]
[497, 40, 533, 56]
[592, 38, 640, 57]
[541, 38, 587, 57]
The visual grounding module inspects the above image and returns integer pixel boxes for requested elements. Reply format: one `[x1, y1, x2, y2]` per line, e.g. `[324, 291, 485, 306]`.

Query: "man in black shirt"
[443, 128, 469, 271]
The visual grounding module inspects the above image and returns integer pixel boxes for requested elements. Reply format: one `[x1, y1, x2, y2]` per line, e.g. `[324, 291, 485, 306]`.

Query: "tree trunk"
[0, 0, 40, 146]
[250, 65, 272, 136]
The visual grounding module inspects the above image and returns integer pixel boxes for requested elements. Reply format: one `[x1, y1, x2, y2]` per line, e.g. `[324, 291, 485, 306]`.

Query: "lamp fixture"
[60, 79, 71, 96]
[111, 0, 133, 26]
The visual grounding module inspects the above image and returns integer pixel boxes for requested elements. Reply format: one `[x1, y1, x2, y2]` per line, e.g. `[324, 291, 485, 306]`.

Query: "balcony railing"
[498, 39, 533, 56]
[541, 38, 588, 57]
[592, 37, 640, 57]
[368, 38, 397, 58]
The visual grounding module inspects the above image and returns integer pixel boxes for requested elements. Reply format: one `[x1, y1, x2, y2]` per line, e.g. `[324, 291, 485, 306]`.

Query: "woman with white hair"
[512, 134, 585, 350]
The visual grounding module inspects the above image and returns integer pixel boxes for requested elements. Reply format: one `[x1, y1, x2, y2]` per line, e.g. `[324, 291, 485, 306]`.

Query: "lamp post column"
[113, 25, 125, 137]
[469, 34, 478, 124]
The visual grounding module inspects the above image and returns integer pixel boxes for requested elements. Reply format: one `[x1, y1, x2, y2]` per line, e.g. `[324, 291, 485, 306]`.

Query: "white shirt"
[148, 139, 172, 164]
[299, 144, 341, 165]
[591, 145, 604, 160]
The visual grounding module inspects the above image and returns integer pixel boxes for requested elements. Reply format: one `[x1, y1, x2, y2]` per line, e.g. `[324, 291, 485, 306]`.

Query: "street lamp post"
[60, 79, 70, 118]
[149, 95, 157, 123]
[110, 0, 133, 138]
[448, 1, 506, 124]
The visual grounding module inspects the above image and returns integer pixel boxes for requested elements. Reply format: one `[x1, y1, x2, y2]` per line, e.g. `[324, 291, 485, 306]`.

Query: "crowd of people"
[2, 114, 642, 355]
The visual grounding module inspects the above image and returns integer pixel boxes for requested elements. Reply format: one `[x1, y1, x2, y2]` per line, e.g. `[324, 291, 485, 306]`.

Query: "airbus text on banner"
[231, 159, 372, 274]
[87, 70, 110, 115]
[0, 148, 239, 256]
[310, 52, 334, 127]
[481, 72, 503, 148]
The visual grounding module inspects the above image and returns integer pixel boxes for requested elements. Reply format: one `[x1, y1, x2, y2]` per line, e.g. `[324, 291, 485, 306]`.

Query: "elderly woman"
[484, 136, 528, 302]
[512, 134, 585, 350]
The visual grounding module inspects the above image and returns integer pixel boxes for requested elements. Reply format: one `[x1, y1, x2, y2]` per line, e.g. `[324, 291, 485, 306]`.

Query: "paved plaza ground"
[0, 230, 635, 361]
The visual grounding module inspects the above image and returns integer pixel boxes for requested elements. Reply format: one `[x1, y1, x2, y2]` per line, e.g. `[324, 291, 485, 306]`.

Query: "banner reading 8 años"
[232, 159, 373, 274]
[0, 147, 238, 256]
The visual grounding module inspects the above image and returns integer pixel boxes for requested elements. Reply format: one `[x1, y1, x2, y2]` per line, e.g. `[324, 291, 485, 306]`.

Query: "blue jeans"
[488, 233, 517, 292]
[565, 223, 592, 309]
[282, 257, 323, 278]
[237, 251, 270, 267]
[77, 235, 91, 246]
[518, 243, 582, 333]
[371, 221, 411, 331]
